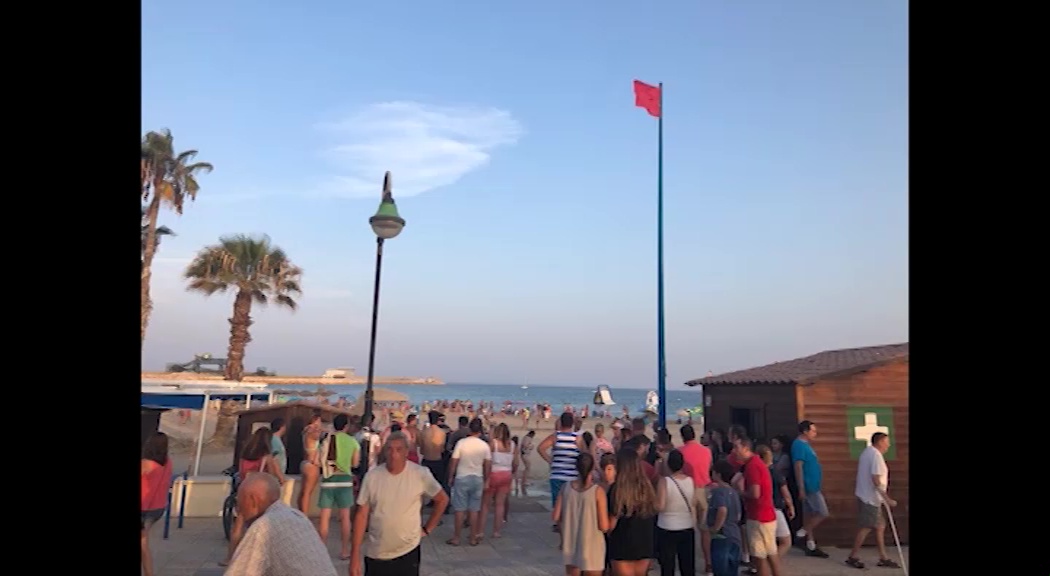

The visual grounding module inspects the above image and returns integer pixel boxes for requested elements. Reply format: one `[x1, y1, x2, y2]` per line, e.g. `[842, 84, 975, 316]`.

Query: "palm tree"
[183, 234, 303, 382]
[141, 129, 213, 346]
[141, 206, 175, 261]
[184, 235, 302, 444]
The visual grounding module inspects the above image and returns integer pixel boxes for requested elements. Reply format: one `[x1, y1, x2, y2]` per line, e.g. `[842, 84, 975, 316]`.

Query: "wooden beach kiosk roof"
[348, 387, 408, 415]
[684, 343, 909, 387]
[140, 379, 274, 475]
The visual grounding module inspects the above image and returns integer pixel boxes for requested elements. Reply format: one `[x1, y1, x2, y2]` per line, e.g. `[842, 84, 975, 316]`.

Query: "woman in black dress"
[607, 448, 657, 576]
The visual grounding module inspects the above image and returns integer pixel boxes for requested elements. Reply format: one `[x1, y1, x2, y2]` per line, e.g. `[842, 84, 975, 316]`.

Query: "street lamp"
[361, 171, 405, 473]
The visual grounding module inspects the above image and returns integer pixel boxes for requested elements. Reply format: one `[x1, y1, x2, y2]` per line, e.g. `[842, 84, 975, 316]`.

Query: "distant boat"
[520, 385, 528, 390]
[593, 385, 615, 405]
[643, 390, 659, 414]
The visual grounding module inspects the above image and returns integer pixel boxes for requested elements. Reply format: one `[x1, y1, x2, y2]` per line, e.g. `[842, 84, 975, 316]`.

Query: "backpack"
[318, 432, 344, 479]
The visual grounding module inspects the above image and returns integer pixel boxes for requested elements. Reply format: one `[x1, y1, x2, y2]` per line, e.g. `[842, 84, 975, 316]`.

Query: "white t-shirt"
[855, 445, 888, 506]
[451, 436, 492, 478]
[357, 462, 443, 560]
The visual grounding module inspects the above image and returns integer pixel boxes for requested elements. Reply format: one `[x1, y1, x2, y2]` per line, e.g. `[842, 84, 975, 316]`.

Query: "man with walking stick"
[844, 432, 902, 569]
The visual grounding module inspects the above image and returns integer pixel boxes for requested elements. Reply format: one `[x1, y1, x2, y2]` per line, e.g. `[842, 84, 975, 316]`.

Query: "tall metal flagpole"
[656, 82, 667, 429]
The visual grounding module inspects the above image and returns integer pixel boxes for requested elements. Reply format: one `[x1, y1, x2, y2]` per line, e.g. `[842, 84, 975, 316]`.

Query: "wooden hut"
[684, 343, 909, 546]
[141, 408, 165, 449]
[234, 402, 354, 474]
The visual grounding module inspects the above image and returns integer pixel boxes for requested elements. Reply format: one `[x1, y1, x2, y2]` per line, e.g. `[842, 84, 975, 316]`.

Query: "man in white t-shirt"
[350, 431, 448, 576]
[447, 417, 492, 546]
[844, 432, 901, 569]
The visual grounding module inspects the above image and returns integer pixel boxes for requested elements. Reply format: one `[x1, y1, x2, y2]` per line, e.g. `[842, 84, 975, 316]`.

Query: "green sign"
[846, 405, 896, 460]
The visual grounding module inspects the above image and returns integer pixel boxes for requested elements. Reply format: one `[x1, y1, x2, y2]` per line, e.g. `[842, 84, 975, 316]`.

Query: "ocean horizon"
[269, 382, 703, 416]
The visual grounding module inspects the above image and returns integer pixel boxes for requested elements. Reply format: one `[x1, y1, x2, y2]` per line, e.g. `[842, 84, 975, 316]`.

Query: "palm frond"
[184, 235, 303, 309]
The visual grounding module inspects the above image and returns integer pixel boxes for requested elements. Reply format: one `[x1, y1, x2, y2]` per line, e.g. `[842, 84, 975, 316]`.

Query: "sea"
[266, 382, 703, 415]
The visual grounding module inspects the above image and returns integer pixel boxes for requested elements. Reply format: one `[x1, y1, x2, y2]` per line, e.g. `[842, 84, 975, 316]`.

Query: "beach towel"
[319, 432, 357, 479]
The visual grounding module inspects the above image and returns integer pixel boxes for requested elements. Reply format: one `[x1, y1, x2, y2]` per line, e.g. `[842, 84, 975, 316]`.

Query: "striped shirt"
[550, 431, 580, 481]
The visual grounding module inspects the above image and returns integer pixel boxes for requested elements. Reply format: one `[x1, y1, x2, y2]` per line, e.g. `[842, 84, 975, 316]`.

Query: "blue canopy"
[141, 392, 273, 410]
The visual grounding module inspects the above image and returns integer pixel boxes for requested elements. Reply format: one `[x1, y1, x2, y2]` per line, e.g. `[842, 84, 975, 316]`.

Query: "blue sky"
[141, 0, 908, 388]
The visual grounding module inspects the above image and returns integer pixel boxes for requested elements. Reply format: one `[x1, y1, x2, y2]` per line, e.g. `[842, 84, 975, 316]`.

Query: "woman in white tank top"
[480, 423, 516, 538]
[655, 449, 701, 576]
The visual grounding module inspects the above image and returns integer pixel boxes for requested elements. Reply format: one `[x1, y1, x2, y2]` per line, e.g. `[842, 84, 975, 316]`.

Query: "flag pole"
[656, 82, 667, 429]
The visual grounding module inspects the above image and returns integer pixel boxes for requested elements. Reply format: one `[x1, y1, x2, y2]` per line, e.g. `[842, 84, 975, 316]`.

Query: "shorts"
[141, 508, 165, 529]
[365, 545, 421, 576]
[318, 474, 354, 510]
[452, 475, 484, 512]
[746, 520, 777, 559]
[774, 509, 790, 538]
[857, 498, 883, 529]
[695, 486, 709, 518]
[550, 478, 568, 507]
[803, 491, 829, 517]
[486, 470, 513, 494]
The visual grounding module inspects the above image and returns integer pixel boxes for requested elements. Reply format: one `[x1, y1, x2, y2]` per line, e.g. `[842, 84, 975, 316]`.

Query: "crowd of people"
[140, 407, 902, 576]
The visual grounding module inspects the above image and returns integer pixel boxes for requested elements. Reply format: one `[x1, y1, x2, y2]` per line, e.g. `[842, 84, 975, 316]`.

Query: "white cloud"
[315, 101, 523, 198]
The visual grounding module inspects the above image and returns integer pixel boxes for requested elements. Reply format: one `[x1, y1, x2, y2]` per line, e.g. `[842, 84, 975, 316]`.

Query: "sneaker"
[845, 557, 865, 569]
[805, 548, 830, 558]
[877, 558, 901, 568]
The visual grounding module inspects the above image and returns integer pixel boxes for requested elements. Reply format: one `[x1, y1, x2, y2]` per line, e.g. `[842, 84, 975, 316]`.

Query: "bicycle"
[221, 465, 241, 541]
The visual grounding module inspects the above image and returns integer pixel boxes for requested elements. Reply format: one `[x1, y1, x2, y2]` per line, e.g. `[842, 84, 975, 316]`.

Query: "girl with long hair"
[606, 448, 657, 576]
[480, 422, 515, 538]
[221, 427, 286, 566]
[141, 432, 173, 576]
[553, 452, 609, 576]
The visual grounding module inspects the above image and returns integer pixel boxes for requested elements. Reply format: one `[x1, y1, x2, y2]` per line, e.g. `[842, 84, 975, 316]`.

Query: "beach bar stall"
[235, 402, 354, 474]
[684, 343, 909, 546]
[348, 387, 408, 415]
[140, 380, 274, 475]
[140, 380, 274, 519]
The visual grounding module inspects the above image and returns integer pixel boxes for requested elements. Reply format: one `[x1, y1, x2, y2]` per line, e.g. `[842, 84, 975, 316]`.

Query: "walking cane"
[881, 500, 908, 576]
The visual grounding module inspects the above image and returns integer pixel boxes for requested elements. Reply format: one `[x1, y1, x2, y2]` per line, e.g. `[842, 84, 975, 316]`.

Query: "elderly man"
[350, 431, 449, 576]
[225, 473, 337, 576]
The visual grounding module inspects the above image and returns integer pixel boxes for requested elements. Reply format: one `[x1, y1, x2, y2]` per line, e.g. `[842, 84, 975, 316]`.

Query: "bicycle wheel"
[222, 495, 236, 541]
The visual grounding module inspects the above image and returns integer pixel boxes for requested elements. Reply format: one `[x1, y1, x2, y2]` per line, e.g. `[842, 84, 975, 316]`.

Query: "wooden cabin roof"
[684, 343, 909, 387]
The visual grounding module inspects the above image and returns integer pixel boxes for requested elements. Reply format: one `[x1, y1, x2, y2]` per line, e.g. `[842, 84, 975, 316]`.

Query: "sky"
[141, 0, 908, 389]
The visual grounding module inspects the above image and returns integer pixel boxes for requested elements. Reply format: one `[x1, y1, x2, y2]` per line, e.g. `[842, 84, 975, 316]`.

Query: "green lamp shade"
[369, 200, 405, 240]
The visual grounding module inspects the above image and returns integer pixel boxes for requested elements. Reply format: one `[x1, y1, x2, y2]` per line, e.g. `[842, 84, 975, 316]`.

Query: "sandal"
[877, 558, 901, 568]
[470, 535, 482, 546]
[845, 557, 865, 569]
[445, 538, 460, 546]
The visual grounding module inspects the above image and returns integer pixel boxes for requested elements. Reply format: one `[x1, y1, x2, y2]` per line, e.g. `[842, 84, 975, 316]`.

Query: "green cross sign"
[846, 405, 896, 460]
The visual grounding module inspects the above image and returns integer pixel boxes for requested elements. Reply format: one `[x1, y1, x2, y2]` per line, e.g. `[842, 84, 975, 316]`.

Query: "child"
[553, 452, 609, 576]
[597, 453, 617, 489]
[707, 460, 743, 576]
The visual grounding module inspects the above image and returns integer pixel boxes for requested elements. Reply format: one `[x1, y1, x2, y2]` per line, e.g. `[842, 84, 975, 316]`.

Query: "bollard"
[162, 473, 176, 539]
[178, 470, 188, 529]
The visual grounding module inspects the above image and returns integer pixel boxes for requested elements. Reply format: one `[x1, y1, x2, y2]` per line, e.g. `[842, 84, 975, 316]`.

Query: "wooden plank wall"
[704, 384, 799, 442]
[800, 359, 909, 546]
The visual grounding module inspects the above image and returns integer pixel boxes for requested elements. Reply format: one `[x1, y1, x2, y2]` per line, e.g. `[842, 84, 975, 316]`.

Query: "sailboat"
[521, 377, 528, 391]
[592, 385, 615, 405]
[643, 391, 659, 415]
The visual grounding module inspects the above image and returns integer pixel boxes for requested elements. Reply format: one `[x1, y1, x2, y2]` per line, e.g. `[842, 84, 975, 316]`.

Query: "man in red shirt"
[737, 439, 782, 576]
[678, 424, 713, 574]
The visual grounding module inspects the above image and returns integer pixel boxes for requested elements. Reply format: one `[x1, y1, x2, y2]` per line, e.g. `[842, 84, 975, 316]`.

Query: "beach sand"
[159, 409, 695, 480]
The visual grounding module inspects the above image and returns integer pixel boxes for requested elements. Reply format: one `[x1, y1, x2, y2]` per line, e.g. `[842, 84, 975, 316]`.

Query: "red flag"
[633, 80, 661, 118]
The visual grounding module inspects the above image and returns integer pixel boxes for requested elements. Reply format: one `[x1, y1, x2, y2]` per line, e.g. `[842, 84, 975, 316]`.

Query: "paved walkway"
[148, 496, 908, 576]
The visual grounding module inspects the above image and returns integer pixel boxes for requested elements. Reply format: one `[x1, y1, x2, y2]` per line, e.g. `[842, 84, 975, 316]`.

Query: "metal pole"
[656, 81, 667, 429]
[192, 394, 209, 476]
[361, 236, 385, 473]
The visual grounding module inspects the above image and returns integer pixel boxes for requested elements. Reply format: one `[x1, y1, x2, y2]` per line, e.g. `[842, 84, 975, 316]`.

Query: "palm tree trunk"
[209, 399, 241, 446]
[224, 289, 254, 381]
[141, 194, 162, 348]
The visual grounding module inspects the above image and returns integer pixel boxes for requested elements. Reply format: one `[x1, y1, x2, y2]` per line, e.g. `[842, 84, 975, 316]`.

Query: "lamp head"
[369, 171, 405, 240]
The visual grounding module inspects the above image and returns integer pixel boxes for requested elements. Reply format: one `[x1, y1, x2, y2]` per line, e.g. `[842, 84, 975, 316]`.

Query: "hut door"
[730, 407, 763, 440]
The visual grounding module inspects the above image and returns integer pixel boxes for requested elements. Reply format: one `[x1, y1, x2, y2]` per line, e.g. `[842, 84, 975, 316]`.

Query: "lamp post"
[360, 171, 405, 473]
